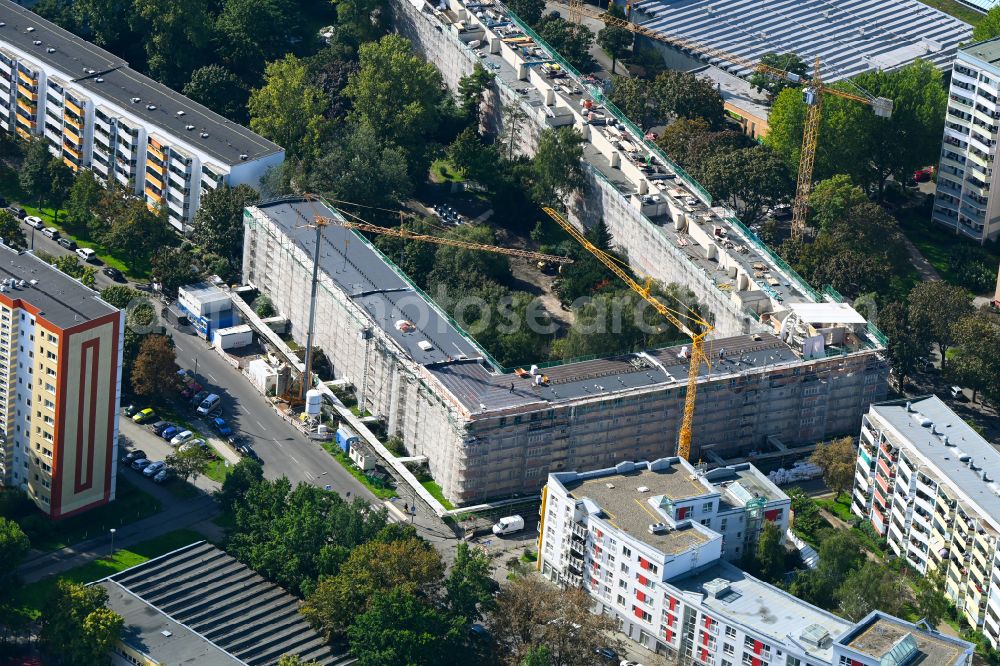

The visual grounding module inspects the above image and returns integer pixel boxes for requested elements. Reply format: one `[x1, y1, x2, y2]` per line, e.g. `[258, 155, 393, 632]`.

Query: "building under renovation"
[243, 199, 888, 505]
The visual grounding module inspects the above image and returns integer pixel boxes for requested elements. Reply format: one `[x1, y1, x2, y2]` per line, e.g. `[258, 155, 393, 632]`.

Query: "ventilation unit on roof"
[185, 124, 194, 131]
[960, 454, 972, 463]
[95, 77, 103, 83]
[905, 401, 913, 412]
[146, 104, 156, 110]
[0, 22, 6, 27]
[944, 436, 955, 446]
[131, 97, 140, 103]
[26, 26, 34, 32]
[176, 110, 185, 116]
[239, 154, 248, 161]
[200, 132, 209, 138]
[32, 40, 41, 46]
[86, 68, 95, 74]
[46, 48, 55, 53]
[984, 471, 992, 483]
[637, 486, 650, 493]
[605, 483, 615, 489]
[648, 523, 668, 535]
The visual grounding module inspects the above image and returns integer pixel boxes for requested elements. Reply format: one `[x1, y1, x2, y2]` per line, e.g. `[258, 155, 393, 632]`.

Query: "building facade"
[933, 38, 1000, 243]
[0, 244, 123, 518]
[852, 396, 1000, 647]
[0, 0, 284, 230]
[541, 459, 974, 666]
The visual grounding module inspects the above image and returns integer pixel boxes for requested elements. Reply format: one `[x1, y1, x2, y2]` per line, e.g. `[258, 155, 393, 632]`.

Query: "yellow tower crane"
[558, 0, 893, 239]
[542, 207, 712, 462]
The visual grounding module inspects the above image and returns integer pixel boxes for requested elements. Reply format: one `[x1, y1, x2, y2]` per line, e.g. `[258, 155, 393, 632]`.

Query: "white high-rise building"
[932, 38, 1000, 243]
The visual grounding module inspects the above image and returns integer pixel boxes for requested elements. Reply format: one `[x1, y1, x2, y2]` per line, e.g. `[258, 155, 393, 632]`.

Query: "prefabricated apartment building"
[241, 0, 889, 506]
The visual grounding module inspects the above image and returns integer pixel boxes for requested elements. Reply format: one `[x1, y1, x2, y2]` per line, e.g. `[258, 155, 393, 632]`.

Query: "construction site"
[239, 0, 893, 506]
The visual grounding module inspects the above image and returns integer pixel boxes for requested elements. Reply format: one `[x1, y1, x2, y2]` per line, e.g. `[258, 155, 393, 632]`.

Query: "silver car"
[142, 461, 165, 477]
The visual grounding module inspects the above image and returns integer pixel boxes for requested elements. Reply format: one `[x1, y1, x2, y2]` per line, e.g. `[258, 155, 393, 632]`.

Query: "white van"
[75, 247, 96, 263]
[196, 393, 221, 416]
[492, 515, 525, 536]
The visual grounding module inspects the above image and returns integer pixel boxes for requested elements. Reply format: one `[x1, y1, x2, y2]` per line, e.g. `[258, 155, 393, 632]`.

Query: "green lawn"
[429, 158, 465, 184]
[204, 459, 232, 484]
[22, 475, 161, 552]
[10, 528, 205, 619]
[896, 206, 1000, 290]
[918, 0, 985, 24]
[321, 443, 398, 499]
[0, 165, 147, 279]
[421, 479, 455, 510]
[816, 494, 856, 524]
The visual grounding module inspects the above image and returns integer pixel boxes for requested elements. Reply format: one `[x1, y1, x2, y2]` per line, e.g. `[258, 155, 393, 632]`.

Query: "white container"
[305, 389, 323, 416]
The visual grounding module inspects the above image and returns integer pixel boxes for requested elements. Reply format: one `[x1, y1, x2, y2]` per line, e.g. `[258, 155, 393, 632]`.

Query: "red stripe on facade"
[102, 313, 121, 502]
[73, 338, 100, 493]
[50, 323, 69, 517]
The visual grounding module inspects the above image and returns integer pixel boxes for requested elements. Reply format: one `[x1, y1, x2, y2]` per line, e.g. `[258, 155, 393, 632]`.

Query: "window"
[726, 626, 737, 638]
[616, 594, 625, 606]
[724, 643, 735, 655]
[701, 519, 711, 527]
[721, 518, 728, 530]
[702, 502, 713, 513]
[622, 546, 631, 557]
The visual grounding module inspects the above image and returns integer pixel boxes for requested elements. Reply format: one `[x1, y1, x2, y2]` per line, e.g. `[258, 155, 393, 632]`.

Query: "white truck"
[492, 515, 525, 536]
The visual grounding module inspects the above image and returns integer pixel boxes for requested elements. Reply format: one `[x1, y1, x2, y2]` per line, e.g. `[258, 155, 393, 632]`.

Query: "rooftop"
[0, 0, 283, 165]
[703, 463, 788, 508]
[672, 559, 853, 662]
[961, 36, 1000, 69]
[97, 581, 243, 666]
[693, 64, 770, 121]
[562, 459, 714, 555]
[837, 612, 970, 665]
[870, 395, 1000, 533]
[0, 244, 116, 328]
[101, 541, 344, 666]
[632, 0, 972, 83]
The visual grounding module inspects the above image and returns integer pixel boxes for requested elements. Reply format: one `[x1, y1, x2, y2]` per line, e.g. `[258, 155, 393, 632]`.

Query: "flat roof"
[962, 36, 1000, 69]
[870, 395, 1000, 532]
[96, 581, 243, 666]
[632, 0, 972, 83]
[789, 302, 867, 325]
[694, 65, 770, 121]
[104, 541, 343, 666]
[672, 559, 853, 663]
[0, 0, 283, 164]
[563, 461, 713, 555]
[253, 198, 485, 367]
[839, 613, 969, 665]
[0, 244, 116, 328]
[703, 463, 788, 507]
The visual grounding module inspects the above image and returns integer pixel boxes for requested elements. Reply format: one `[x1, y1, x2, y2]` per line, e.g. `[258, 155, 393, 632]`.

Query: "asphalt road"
[164, 327, 376, 502]
[21, 221, 125, 291]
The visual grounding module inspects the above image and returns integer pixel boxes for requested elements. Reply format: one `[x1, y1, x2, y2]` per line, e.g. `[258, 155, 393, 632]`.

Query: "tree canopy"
[40, 581, 124, 666]
[249, 55, 330, 159]
[810, 436, 856, 500]
[748, 52, 809, 98]
[908, 281, 973, 371]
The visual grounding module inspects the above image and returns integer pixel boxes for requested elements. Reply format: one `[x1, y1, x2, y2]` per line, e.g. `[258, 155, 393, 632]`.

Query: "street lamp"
[109, 528, 116, 558]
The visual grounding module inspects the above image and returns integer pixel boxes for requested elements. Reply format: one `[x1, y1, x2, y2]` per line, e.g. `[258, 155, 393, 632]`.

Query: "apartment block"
[0, 244, 123, 518]
[933, 37, 1000, 243]
[540, 459, 973, 666]
[0, 0, 283, 231]
[852, 396, 1000, 646]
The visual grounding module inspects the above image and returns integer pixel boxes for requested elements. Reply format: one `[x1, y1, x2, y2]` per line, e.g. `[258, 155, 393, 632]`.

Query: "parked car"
[492, 515, 525, 536]
[190, 390, 209, 406]
[75, 247, 98, 263]
[180, 382, 203, 399]
[120, 449, 146, 464]
[151, 420, 171, 436]
[212, 416, 231, 437]
[131, 458, 151, 471]
[237, 444, 262, 463]
[595, 648, 618, 662]
[123, 404, 139, 417]
[57, 237, 77, 250]
[161, 425, 179, 441]
[23, 216, 44, 230]
[170, 430, 194, 446]
[102, 266, 125, 282]
[196, 393, 221, 416]
[950, 385, 969, 402]
[143, 461, 165, 477]
[179, 438, 206, 452]
[8, 206, 25, 220]
[913, 168, 933, 183]
[132, 408, 155, 423]
[153, 468, 174, 484]
[41, 227, 59, 240]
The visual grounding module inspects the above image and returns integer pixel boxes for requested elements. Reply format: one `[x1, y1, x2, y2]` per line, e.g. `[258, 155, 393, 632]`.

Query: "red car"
[180, 381, 202, 399]
[913, 168, 933, 183]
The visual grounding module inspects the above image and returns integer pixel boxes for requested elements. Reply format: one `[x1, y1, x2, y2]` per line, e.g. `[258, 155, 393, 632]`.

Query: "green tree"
[20, 139, 50, 205]
[80, 266, 97, 289]
[807, 175, 869, 233]
[100, 285, 142, 309]
[787, 487, 824, 540]
[74, 0, 134, 49]
[915, 567, 949, 628]
[47, 158, 74, 222]
[152, 246, 202, 297]
[40, 581, 124, 666]
[446, 542, 496, 622]
[908, 281, 973, 371]
[763, 87, 808, 168]
[183, 65, 250, 123]
[876, 301, 926, 383]
[254, 294, 276, 318]
[345, 35, 445, 156]
[699, 145, 792, 224]
[596, 4, 632, 75]
[507, 0, 546, 24]
[608, 76, 654, 129]
[652, 69, 725, 127]
[165, 445, 213, 482]
[974, 6, 1000, 41]
[66, 169, 104, 228]
[536, 17, 594, 71]
[748, 52, 809, 98]
[810, 436, 856, 501]
[249, 55, 330, 158]
[949, 311, 1000, 404]
[191, 184, 258, 272]
[216, 457, 264, 511]
[531, 127, 585, 206]
[131, 334, 179, 400]
[52, 254, 85, 280]
[301, 537, 444, 639]
[215, 0, 302, 79]
[103, 199, 174, 268]
[347, 588, 468, 666]
[305, 123, 413, 209]
[446, 127, 502, 186]
[277, 655, 321, 666]
[0, 517, 29, 592]
[132, 0, 215, 88]
[0, 210, 26, 251]
[753, 520, 785, 584]
[335, 0, 387, 45]
[429, 225, 513, 290]
[836, 561, 907, 621]
[458, 65, 495, 124]
[520, 646, 552, 666]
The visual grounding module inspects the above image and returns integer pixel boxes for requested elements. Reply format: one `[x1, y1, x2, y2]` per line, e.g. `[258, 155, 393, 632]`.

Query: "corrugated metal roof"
[631, 0, 973, 82]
